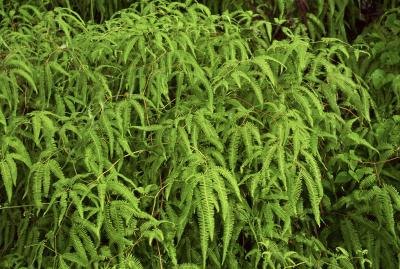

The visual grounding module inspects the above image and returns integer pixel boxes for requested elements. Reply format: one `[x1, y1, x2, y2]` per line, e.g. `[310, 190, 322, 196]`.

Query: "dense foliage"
[0, 0, 399, 268]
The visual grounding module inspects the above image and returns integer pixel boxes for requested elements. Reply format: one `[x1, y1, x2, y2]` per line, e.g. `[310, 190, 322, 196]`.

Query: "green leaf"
[253, 56, 276, 87]
[12, 68, 37, 93]
[131, 125, 165, 131]
[346, 132, 379, 153]
[0, 160, 13, 202]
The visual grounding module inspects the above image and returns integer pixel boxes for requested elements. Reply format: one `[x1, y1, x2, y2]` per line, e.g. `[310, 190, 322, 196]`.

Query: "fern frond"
[340, 219, 362, 254]
[100, 111, 115, 157]
[196, 173, 215, 266]
[210, 169, 228, 221]
[42, 161, 51, 198]
[124, 254, 144, 269]
[5, 155, 17, 187]
[106, 180, 138, 208]
[215, 166, 242, 201]
[300, 168, 321, 226]
[287, 173, 302, 216]
[70, 227, 89, 265]
[61, 252, 88, 268]
[0, 160, 13, 202]
[221, 206, 234, 264]
[377, 187, 395, 236]
[228, 129, 240, 172]
[31, 162, 45, 208]
[76, 225, 98, 261]
[277, 145, 287, 190]
[241, 124, 253, 160]
[301, 150, 323, 199]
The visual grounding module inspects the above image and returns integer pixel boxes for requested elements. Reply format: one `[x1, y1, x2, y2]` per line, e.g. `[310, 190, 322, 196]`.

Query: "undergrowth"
[0, 0, 399, 268]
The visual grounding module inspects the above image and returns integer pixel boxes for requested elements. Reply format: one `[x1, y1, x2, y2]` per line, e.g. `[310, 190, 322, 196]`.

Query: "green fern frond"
[228, 129, 240, 172]
[340, 219, 362, 254]
[0, 160, 13, 202]
[106, 180, 138, 208]
[377, 187, 396, 236]
[300, 168, 321, 226]
[210, 169, 228, 221]
[215, 166, 242, 201]
[287, 173, 302, 216]
[70, 227, 89, 265]
[222, 207, 234, 264]
[100, 111, 115, 157]
[31, 162, 45, 208]
[123, 254, 144, 269]
[196, 172, 215, 267]
[240, 125, 252, 159]
[42, 161, 51, 198]
[301, 150, 323, 199]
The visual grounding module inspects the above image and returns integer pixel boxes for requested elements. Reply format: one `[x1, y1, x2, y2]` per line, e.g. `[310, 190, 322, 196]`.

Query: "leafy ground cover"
[0, 0, 399, 268]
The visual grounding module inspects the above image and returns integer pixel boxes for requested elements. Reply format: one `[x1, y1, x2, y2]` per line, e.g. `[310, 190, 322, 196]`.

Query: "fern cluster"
[0, 0, 399, 268]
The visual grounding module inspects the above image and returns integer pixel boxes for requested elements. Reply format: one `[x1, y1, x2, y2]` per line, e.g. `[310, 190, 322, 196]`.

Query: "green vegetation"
[0, 0, 399, 268]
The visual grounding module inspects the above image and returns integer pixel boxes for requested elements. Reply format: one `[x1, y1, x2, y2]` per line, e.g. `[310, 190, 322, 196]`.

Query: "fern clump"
[0, 0, 399, 268]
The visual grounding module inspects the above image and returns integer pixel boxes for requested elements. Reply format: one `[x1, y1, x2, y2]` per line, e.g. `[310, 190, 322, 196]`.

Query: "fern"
[0, 159, 13, 202]
[1, 1, 399, 268]
[197, 172, 215, 266]
[300, 167, 322, 226]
